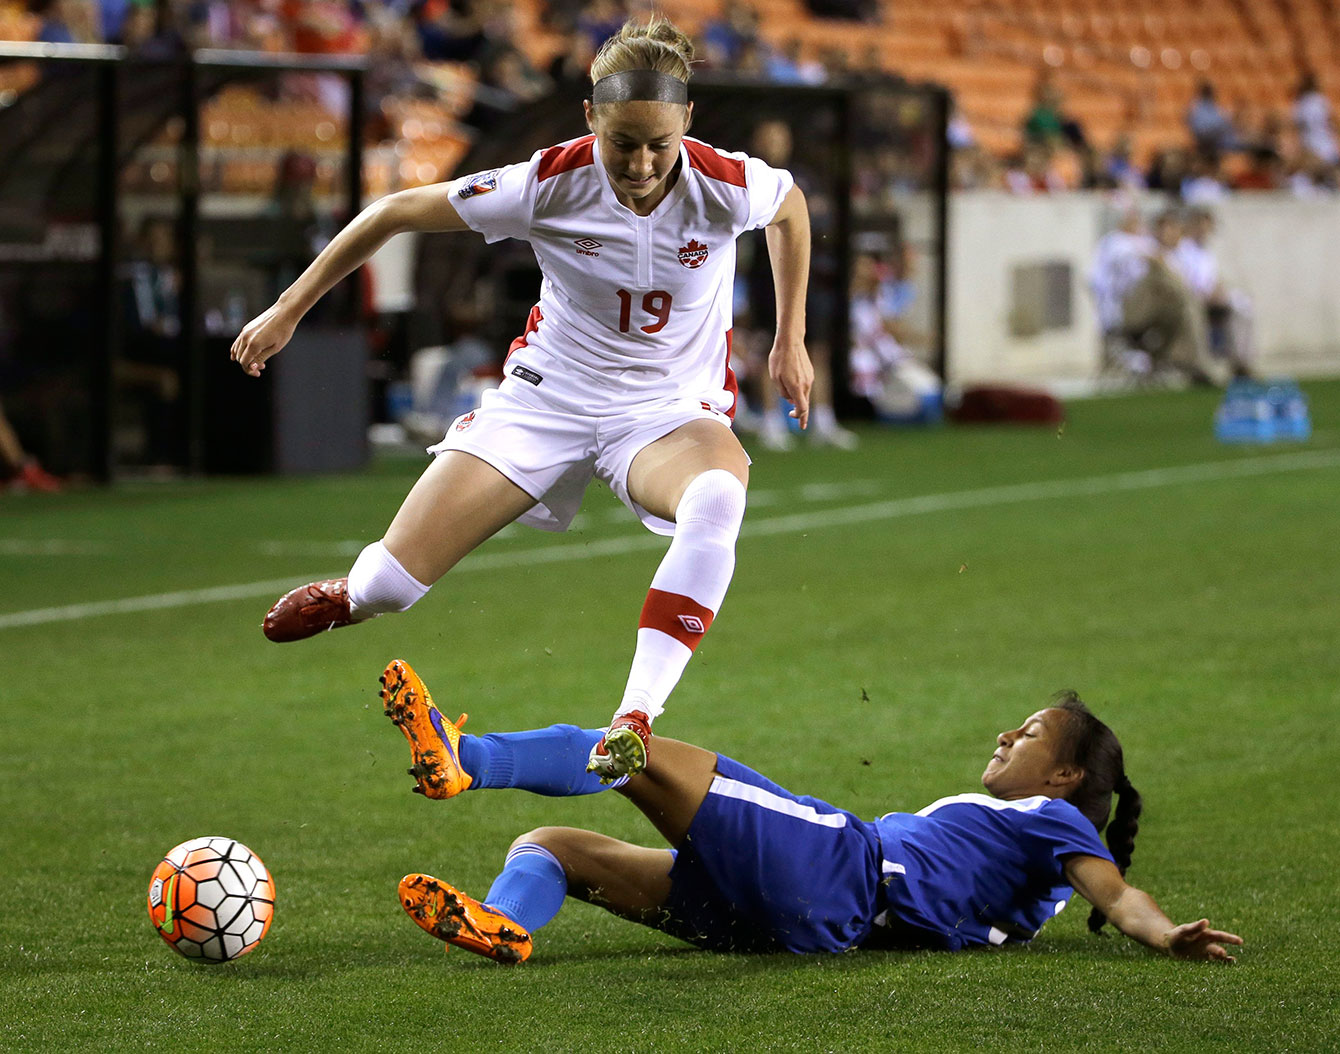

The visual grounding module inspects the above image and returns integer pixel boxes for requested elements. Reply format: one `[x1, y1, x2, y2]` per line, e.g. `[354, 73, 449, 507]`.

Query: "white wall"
[944, 191, 1340, 388]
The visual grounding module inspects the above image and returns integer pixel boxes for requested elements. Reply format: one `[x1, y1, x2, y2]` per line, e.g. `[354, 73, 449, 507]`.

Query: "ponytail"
[1050, 692, 1143, 936]
[1086, 776, 1143, 933]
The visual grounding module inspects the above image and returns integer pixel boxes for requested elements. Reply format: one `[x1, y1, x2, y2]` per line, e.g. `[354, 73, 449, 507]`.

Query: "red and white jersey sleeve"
[445, 135, 794, 416]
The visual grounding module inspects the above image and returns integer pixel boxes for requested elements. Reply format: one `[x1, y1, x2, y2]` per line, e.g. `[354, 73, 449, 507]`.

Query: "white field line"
[1, 448, 1336, 632]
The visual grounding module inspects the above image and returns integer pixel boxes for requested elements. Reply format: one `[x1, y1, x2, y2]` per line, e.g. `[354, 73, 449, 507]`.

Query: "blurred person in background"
[1171, 206, 1255, 379]
[736, 118, 854, 450]
[1292, 71, 1338, 169]
[1185, 81, 1237, 155]
[1117, 209, 1225, 385]
[847, 249, 940, 424]
[1004, 142, 1067, 194]
[33, 0, 99, 43]
[1179, 150, 1229, 205]
[1231, 146, 1285, 192]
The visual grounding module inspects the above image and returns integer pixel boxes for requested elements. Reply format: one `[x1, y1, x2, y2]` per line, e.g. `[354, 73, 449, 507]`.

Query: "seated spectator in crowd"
[1101, 133, 1144, 190]
[114, 0, 186, 57]
[1186, 81, 1237, 154]
[1171, 207, 1255, 378]
[1292, 71, 1338, 167]
[1145, 148, 1191, 196]
[1180, 151, 1229, 204]
[1004, 142, 1067, 194]
[699, 0, 760, 67]
[1091, 209, 1225, 385]
[765, 38, 827, 85]
[1287, 150, 1339, 197]
[34, 0, 99, 43]
[1022, 77, 1086, 149]
[413, 0, 487, 63]
[848, 250, 941, 424]
[1088, 203, 1156, 373]
[575, 0, 626, 57]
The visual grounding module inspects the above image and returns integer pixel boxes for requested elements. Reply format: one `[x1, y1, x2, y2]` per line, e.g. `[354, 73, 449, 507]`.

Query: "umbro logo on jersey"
[677, 239, 709, 268]
[458, 169, 499, 199]
[677, 614, 706, 634]
[573, 238, 602, 257]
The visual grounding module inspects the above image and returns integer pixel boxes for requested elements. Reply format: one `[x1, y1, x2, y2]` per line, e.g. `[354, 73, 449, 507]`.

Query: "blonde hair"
[589, 16, 695, 86]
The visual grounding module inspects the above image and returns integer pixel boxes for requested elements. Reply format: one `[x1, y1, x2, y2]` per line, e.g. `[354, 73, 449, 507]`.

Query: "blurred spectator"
[1186, 81, 1237, 154]
[34, 0, 99, 43]
[1102, 133, 1144, 190]
[765, 38, 826, 85]
[1292, 71, 1339, 167]
[575, 0, 625, 57]
[1288, 151, 1338, 197]
[1145, 147, 1191, 195]
[1171, 206, 1255, 378]
[1113, 210, 1225, 385]
[1022, 77, 1085, 149]
[1004, 142, 1066, 194]
[1089, 203, 1156, 367]
[848, 250, 941, 423]
[1180, 151, 1229, 204]
[413, 0, 487, 63]
[118, 216, 183, 466]
[736, 118, 854, 450]
[114, 0, 186, 57]
[699, 0, 760, 67]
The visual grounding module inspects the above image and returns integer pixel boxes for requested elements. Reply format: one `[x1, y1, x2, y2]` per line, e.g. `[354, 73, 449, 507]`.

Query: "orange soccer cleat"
[398, 873, 532, 964]
[262, 578, 359, 642]
[585, 710, 652, 783]
[380, 659, 472, 799]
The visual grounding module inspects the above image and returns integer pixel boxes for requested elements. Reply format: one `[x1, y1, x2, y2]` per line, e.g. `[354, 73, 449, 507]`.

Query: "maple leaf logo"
[677, 239, 709, 268]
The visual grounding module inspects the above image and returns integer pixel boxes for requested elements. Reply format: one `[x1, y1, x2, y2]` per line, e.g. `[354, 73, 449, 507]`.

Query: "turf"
[2, 382, 1338, 1052]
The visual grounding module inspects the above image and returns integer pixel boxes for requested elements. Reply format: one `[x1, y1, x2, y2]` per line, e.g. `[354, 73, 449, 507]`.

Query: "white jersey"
[1088, 229, 1155, 332]
[1171, 237, 1219, 300]
[446, 135, 794, 416]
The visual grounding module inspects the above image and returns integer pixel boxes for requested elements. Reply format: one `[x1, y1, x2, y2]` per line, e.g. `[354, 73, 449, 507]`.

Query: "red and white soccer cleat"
[398, 873, 532, 964]
[261, 578, 361, 642]
[585, 710, 652, 783]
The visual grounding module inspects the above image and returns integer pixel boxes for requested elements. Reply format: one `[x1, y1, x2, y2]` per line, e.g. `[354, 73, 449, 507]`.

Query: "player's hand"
[230, 302, 300, 378]
[768, 340, 814, 430]
[1163, 919, 1242, 963]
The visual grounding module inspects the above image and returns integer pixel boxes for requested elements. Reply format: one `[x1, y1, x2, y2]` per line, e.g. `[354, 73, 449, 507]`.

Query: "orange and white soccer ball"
[147, 837, 275, 963]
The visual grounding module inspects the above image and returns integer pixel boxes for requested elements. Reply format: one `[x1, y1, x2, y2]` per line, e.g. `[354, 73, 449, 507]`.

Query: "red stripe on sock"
[639, 588, 715, 650]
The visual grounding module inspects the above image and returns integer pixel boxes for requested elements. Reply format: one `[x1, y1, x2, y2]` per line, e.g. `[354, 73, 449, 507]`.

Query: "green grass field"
[3, 382, 1339, 1052]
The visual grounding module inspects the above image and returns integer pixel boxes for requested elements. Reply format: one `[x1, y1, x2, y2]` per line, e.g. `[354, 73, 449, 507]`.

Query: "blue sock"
[457, 724, 624, 796]
[483, 843, 567, 933]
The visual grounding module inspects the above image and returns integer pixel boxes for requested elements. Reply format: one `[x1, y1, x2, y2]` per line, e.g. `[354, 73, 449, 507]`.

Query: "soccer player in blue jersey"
[380, 660, 1242, 964]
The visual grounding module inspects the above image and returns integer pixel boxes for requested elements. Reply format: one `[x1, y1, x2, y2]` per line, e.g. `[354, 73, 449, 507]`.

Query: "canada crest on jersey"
[677, 239, 709, 268]
[457, 169, 499, 199]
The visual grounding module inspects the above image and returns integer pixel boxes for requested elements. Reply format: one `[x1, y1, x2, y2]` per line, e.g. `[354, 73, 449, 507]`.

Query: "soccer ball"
[147, 837, 275, 963]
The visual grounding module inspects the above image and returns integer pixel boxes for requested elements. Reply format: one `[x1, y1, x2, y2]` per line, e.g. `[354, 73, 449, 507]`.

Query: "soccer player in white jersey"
[230, 18, 815, 780]
[377, 661, 1242, 964]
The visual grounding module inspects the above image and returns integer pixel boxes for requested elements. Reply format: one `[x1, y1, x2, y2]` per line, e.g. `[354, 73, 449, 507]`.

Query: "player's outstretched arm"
[230, 185, 471, 377]
[764, 183, 814, 428]
[1064, 854, 1243, 962]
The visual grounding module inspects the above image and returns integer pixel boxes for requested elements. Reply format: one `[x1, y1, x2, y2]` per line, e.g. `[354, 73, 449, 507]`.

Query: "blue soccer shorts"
[658, 754, 883, 954]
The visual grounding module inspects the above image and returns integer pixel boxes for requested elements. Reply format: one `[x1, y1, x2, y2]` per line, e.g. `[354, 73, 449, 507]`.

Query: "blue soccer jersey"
[871, 793, 1113, 951]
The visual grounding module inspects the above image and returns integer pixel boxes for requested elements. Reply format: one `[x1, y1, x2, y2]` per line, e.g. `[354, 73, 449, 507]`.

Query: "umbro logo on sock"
[677, 614, 706, 634]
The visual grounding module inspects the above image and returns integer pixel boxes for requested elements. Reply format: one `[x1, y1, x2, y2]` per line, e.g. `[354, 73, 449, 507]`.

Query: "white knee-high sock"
[617, 469, 746, 723]
[347, 540, 430, 618]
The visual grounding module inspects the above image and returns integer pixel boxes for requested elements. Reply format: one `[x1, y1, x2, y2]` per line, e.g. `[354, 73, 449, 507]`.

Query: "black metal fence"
[0, 43, 366, 480]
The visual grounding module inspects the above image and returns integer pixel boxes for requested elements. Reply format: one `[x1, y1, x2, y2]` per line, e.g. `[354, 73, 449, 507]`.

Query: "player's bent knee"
[676, 469, 747, 533]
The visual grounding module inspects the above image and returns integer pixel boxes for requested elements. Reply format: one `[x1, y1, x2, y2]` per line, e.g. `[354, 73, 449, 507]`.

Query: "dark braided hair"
[1050, 691, 1143, 934]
